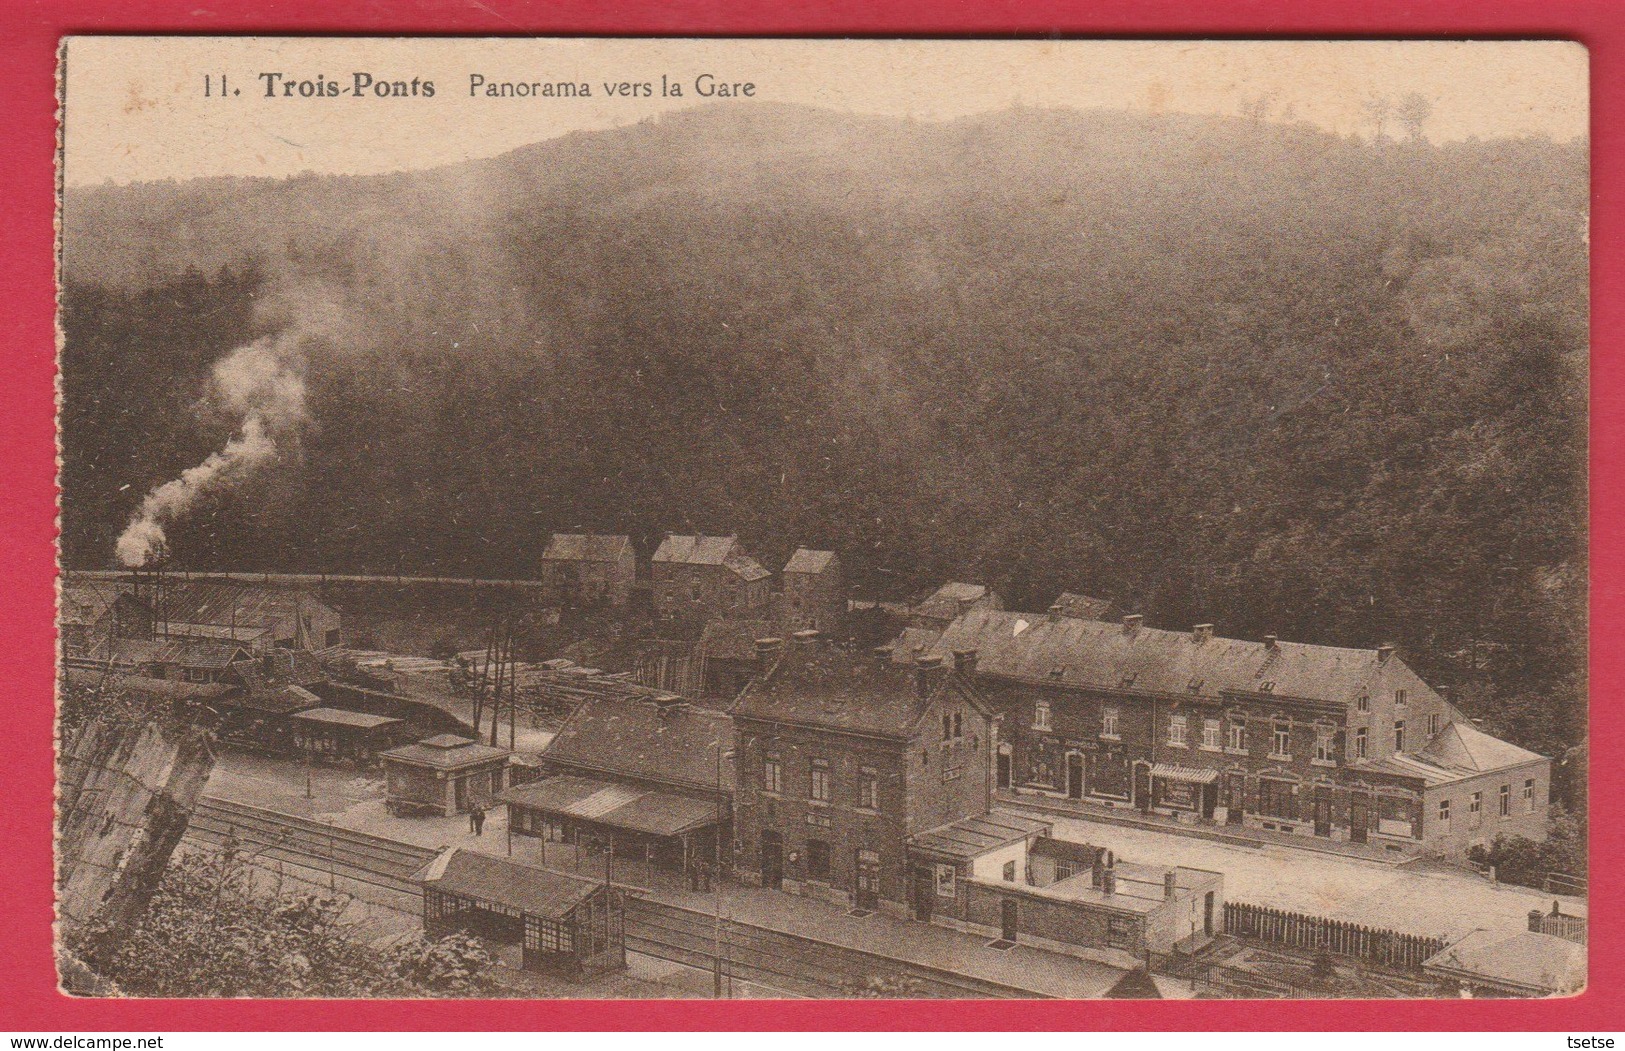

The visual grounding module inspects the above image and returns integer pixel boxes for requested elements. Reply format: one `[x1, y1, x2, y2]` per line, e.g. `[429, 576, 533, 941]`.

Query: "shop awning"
[1149, 763, 1219, 784]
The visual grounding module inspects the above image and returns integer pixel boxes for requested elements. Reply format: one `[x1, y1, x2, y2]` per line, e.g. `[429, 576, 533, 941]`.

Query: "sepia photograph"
[53, 36, 1589, 1002]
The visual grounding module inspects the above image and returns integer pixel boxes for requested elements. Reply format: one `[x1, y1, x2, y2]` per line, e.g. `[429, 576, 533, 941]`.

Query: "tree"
[1396, 92, 1433, 141]
[1362, 95, 1393, 140]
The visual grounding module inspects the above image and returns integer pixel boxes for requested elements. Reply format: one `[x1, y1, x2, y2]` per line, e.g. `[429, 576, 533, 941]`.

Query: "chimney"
[952, 648, 979, 677]
[1263, 634, 1278, 650]
[1123, 614, 1143, 635]
[1529, 909, 1545, 933]
[1377, 644, 1395, 663]
[1048, 603, 1064, 623]
[1192, 624, 1214, 645]
[1101, 858, 1117, 895]
[914, 653, 945, 698]
[1163, 870, 1178, 899]
[791, 628, 822, 646]
[754, 636, 784, 672]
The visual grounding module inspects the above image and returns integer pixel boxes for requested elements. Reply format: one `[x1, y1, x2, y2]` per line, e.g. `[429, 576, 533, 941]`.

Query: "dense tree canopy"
[59, 103, 1587, 757]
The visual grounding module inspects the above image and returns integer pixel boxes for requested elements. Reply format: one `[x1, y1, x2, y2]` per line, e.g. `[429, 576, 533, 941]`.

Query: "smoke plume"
[115, 336, 308, 567]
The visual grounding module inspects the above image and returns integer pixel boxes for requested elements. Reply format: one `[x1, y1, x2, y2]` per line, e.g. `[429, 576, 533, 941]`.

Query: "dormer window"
[1049, 667, 1066, 679]
[1119, 673, 1137, 688]
[1258, 681, 1276, 694]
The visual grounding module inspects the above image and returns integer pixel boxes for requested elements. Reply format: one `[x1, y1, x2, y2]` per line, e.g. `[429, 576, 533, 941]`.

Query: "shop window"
[1259, 778, 1296, 820]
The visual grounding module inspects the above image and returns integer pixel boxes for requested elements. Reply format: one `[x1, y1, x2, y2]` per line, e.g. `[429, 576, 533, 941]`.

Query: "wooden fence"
[1224, 901, 1446, 971]
[1532, 911, 1587, 944]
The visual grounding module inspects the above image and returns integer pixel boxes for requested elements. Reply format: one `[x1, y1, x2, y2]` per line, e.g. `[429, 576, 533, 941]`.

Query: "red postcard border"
[3, 0, 1619, 1031]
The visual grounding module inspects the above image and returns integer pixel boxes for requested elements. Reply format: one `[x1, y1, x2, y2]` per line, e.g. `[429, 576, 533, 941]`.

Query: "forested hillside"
[59, 103, 1588, 755]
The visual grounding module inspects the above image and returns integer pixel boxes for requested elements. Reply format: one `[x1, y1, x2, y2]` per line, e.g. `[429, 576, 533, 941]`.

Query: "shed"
[415, 848, 625, 978]
[501, 774, 725, 874]
[288, 707, 411, 764]
[382, 734, 513, 817]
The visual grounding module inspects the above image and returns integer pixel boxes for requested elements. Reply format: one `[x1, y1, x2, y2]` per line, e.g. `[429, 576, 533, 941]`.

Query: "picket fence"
[1224, 901, 1446, 971]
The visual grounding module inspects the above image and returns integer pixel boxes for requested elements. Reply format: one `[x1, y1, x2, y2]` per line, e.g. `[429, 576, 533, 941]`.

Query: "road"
[1033, 810, 1584, 941]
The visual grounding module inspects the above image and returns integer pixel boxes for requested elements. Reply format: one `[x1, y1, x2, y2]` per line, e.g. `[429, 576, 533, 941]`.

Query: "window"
[1227, 717, 1247, 752]
[1314, 728, 1335, 764]
[1168, 713, 1188, 747]
[809, 759, 832, 803]
[1259, 778, 1296, 820]
[935, 863, 957, 899]
[859, 767, 880, 810]
[1107, 915, 1136, 950]
[806, 839, 831, 880]
[1438, 798, 1451, 830]
[1202, 718, 1222, 751]
[1035, 701, 1052, 731]
[1428, 713, 1441, 736]
[1469, 791, 1482, 826]
[690, 576, 702, 602]
[1355, 727, 1368, 759]
[763, 757, 782, 794]
[1395, 689, 1408, 708]
[1357, 693, 1370, 713]
[1102, 706, 1119, 738]
[1003, 860, 1017, 882]
[953, 712, 962, 739]
[1271, 719, 1292, 759]
[942, 713, 952, 740]
[1499, 784, 1511, 818]
[1394, 719, 1406, 753]
[1523, 778, 1536, 813]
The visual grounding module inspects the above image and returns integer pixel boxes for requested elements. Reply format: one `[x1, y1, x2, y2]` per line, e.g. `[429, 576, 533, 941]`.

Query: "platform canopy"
[289, 707, 404, 730]
[499, 775, 721, 838]
[908, 810, 1052, 860]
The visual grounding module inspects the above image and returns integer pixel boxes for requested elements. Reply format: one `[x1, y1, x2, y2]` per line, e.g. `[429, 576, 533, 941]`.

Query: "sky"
[60, 38, 1588, 186]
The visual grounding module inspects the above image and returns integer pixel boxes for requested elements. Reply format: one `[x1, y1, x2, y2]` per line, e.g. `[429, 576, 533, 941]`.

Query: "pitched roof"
[541, 534, 631, 563]
[735, 642, 984, 739]
[652, 534, 739, 566]
[696, 619, 777, 662]
[912, 582, 996, 622]
[60, 583, 126, 626]
[235, 683, 323, 715]
[887, 626, 945, 663]
[60, 667, 231, 703]
[499, 775, 722, 837]
[383, 735, 511, 770]
[413, 848, 601, 920]
[111, 636, 253, 670]
[934, 608, 1395, 709]
[1421, 721, 1546, 771]
[784, 549, 837, 575]
[1052, 592, 1120, 622]
[1423, 929, 1586, 995]
[542, 692, 735, 793]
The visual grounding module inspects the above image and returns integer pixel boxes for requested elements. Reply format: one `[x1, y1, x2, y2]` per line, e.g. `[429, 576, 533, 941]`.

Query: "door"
[1350, 793, 1370, 844]
[1066, 753, 1084, 800]
[1134, 762, 1153, 812]
[911, 865, 935, 922]
[1000, 898, 1019, 942]
[1314, 786, 1333, 837]
[1226, 773, 1246, 825]
[454, 775, 468, 814]
[760, 831, 783, 889]
[855, 850, 881, 909]
[996, 745, 1012, 790]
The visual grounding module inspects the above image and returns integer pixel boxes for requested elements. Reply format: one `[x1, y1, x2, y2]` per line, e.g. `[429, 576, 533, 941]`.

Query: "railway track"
[183, 796, 1044, 999]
